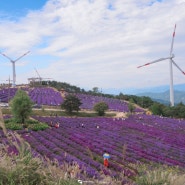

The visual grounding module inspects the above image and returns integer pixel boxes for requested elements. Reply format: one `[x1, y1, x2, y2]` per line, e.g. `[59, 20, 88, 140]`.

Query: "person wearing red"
[55, 122, 59, 128]
[104, 158, 109, 167]
[103, 152, 110, 168]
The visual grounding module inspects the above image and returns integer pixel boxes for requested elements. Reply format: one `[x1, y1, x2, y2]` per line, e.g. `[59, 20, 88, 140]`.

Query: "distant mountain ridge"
[137, 90, 185, 105]
[104, 83, 185, 105]
[135, 84, 185, 105]
[104, 83, 185, 95]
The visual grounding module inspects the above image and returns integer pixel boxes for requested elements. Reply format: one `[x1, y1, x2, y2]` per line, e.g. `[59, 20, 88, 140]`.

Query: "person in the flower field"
[103, 151, 110, 168]
[50, 121, 54, 127]
[104, 158, 109, 167]
[55, 122, 59, 128]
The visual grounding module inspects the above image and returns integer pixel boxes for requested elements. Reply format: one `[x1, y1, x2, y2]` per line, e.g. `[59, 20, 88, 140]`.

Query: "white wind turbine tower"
[137, 24, 185, 107]
[0, 51, 30, 87]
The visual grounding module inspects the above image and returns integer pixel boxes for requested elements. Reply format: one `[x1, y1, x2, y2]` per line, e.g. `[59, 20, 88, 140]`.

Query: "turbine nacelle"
[171, 54, 175, 58]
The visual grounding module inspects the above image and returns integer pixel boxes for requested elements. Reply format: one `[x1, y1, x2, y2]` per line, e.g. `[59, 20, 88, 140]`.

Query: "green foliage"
[93, 101, 109, 116]
[92, 87, 99, 93]
[163, 106, 175, 117]
[175, 103, 185, 118]
[141, 96, 155, 108]
[128, 99, 135, 114]
[162, 103, 185, 118]
[119, 95, 154, 108]
[121, 94, 185, 118]
[10, 89, 34, 124]
[4, 118, 22, 130]
[149, 103, 164, 115]
[4, 118, 16, 124]
[26, 119, 40, 124]
[61, 94, 82, 114]
[4, 118, 48, 131]
[45, 80, 82, 93]
[4, 122, 23, 130]
[28, 123, 49, 131]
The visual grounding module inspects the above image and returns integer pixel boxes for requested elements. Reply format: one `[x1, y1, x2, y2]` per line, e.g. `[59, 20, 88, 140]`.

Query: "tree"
[93, 102, 109, 116]
[61, 94, 82, 114]
[149, 103, 164, 115]
[163, 106, 175, 117]
[128, 99, 135, 114]
[10, 89, 33, 124]
[92, 87, 99, 93]
[175, 102, 185, 118]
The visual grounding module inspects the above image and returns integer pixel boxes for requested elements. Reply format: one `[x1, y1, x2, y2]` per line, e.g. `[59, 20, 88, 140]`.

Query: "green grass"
[1, 107, 116, 117]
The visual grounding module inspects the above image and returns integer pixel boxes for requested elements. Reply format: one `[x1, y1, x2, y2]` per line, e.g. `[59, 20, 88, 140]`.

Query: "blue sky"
[0, 1, 47, 17]
[0, 0, 185, 93]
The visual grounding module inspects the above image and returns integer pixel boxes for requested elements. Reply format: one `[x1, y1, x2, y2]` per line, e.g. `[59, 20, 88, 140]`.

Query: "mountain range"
[104, 83, 185, 105]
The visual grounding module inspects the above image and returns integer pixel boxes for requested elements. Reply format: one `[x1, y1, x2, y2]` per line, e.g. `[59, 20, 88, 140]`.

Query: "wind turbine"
[0, 51, 30, 87]
[137, 24, 185, 107]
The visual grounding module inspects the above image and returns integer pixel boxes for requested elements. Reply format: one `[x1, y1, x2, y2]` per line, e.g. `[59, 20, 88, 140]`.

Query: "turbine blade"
[137, 57, 171, 68]
[0, 52, 13, 61]
[172, 60, 185, 75]
[14, 51, 30, 62]
[170, 24, 176, 57]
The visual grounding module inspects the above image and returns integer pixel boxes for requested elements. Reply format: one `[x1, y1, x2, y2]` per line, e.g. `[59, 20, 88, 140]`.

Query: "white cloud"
[0, 0, 185, 92]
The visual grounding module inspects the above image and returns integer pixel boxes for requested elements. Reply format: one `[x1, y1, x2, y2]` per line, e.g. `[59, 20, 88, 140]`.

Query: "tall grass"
[0, 107, 7, 135]
[135, 163, 185, 185]
[0, 131, 80, 185]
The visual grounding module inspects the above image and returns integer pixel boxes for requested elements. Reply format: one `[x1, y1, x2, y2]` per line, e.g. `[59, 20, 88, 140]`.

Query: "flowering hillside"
[0, 87, 144, 112]
[3, 114, 181, 179]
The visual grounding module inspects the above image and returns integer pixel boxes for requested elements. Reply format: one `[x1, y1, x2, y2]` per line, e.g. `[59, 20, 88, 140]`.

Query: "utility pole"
[7, 76, 12, 103]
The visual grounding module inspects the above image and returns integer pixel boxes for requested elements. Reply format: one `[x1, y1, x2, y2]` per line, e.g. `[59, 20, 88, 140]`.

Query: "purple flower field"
[6, 114, 184, 178]
[0, 87, 144, 112]
[28, 87, 64, 106]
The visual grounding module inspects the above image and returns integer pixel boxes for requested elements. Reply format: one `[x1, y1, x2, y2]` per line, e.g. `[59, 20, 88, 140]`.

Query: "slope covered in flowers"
[0, 87, 144, 112]
[10, 114, 184, 179]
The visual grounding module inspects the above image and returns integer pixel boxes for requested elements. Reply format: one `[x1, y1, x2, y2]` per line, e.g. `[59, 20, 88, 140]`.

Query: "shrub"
[61, 95, 82, 114]
[4, 122, 23, 130]
[26, 119, 40, 124]
[3, 118, 48, 131]
[93, 102, 109, 116]
[28, 123, 49, 131]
